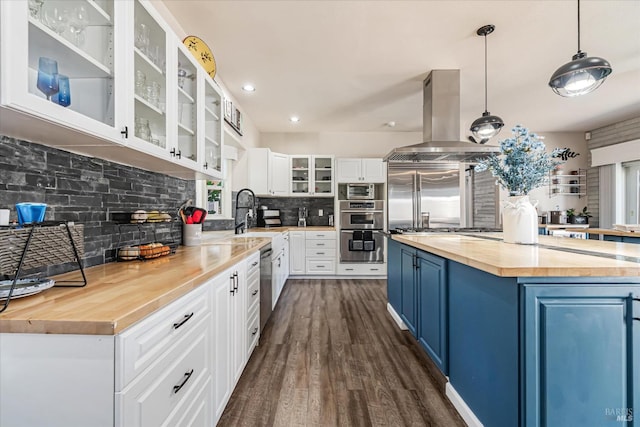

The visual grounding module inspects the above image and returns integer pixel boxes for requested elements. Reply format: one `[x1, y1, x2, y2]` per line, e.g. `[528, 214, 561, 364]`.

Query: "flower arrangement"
[475, 125, 564, 196]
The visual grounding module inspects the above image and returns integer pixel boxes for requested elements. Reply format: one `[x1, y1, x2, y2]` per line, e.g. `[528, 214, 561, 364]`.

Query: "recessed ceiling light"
[242, 84, 255, 92]
[290, 116, 300, 123]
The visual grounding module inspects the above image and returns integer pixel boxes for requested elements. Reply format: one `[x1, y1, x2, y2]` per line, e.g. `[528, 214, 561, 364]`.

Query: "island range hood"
[384, 70, 500, 163]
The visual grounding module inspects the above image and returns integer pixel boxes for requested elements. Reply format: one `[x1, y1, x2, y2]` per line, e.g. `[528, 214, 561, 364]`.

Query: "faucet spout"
[235, 188, 256, 234]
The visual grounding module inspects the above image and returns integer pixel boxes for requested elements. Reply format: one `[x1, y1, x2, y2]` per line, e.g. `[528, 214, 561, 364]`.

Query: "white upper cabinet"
[0, 0, 223, 179]
[336, 158, 385, 183]
[0, 0, 121, 143]
[248, 148, 289, 196]
[290, 155, 334, 197]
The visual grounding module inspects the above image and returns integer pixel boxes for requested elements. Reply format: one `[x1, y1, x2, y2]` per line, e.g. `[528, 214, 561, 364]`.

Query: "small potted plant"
[567, 206, 591, 224]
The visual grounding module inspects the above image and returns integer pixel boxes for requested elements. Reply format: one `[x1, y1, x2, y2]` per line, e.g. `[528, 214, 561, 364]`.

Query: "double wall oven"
[339, 200, 384, 263]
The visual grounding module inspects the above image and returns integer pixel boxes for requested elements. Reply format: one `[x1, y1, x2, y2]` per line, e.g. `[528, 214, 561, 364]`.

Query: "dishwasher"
[259, 244, 273, 332]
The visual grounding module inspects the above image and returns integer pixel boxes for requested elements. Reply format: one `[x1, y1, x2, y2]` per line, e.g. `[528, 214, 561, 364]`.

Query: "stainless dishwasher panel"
[259, 245, 273, 332]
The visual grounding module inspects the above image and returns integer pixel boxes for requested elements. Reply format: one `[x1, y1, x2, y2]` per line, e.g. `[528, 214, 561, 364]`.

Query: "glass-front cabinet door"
[202, 77, 223, 177]
[290, 156, 310, 195]
[313, 155, 334, 196]
[130, 0, 167, 155]
[0, 0, 120, 141]
[174, 44, 197, 164]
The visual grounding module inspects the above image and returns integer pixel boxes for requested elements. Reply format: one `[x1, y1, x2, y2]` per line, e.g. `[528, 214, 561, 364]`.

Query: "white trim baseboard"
[386, 303, 408, 330]
[446, 383, 484, 427]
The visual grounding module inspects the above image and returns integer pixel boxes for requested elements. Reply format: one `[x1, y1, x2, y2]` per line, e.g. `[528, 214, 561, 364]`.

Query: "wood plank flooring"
[219, 279, 466, 427]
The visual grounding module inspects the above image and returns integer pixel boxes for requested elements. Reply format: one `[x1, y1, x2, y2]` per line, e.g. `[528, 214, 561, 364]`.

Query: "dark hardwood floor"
[219, 278, 466, 427]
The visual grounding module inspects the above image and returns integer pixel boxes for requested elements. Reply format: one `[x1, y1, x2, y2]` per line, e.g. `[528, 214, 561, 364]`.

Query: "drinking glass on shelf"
[36, 57, 59, 101]
[134, 23, 149, 55]
[52, 74, 70, 107]
[43, 6, 68, 35]
[177, 67, 188, 89]
[146, 81, 161, 107]
[135, 70, 146, 97]
[135, 117, 151, 141]
[28, 0, 45, 20]
[68, 5, 88, 47]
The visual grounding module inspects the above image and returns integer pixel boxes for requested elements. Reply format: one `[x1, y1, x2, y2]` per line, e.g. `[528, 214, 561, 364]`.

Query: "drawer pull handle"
[317, 265, 325, 268]
[233, 272, 239, 292]
[316, 252, 325, 255]
[634, 318, 640, 321]
[251, 327, 259, 336]
[251, 261, 259, 267]
[252, 289, 259, 296]
[346, 268, 354, 271]
[173, 369, 194, 394]
[316, 243, 325, 246]
[371, 268, 379, 271]
[173, 313, 194, 330]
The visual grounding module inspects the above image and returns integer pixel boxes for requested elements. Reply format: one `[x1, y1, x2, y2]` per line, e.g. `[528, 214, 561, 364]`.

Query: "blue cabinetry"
[417, 252, 447, 374]
[387, 240, 448, 373]
[400, 245, 417, 337]
[523, 284, 640, 427]
[603, 234, 640, 244]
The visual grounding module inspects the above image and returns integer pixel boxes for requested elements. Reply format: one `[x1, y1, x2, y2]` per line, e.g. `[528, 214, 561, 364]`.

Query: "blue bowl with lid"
[16, 203, 47, 225]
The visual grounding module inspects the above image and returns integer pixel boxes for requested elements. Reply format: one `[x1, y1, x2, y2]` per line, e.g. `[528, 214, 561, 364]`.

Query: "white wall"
[260, 131, 422, 157]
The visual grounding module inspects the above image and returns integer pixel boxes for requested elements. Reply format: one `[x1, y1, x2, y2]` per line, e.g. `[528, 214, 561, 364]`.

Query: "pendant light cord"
[484, 32, 488, 113]
[577, 0, 581, 53]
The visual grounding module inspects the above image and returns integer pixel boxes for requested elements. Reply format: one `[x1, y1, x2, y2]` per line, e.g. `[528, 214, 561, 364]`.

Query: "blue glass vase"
[52, 74, 71, 107]
[36, 57, 59, 101]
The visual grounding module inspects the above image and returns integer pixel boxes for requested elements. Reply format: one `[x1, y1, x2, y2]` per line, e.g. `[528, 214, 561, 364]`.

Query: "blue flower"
[475, 126, 565, 195]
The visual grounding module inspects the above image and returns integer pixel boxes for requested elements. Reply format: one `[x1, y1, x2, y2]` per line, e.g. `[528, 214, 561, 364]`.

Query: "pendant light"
[470, 24, 504, 143]
[548, 0, 612, 97]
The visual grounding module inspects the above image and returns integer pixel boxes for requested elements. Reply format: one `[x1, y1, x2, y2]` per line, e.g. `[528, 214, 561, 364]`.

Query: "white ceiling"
[163, 0, 640, 135]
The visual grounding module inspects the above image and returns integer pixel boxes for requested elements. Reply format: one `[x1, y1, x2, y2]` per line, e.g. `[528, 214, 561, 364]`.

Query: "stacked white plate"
[0, 278, 55, 300]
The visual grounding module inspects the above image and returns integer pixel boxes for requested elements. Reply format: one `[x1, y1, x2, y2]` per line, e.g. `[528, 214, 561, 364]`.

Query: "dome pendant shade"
[470, 111, 504, 141]
[470, 24, 503, 143]
[548, 51, 612, 97]
[549, 0, 612, 97]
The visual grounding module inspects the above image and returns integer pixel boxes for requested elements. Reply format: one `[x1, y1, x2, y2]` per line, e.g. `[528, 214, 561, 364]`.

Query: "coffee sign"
[556, 148, 580, 161]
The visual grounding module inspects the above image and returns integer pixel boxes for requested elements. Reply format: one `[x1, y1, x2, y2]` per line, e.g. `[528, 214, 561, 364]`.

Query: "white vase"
[502, 195, 538, 244]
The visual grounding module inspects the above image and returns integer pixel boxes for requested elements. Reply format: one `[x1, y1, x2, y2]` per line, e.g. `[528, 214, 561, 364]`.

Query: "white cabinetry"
[305, 231, 337, 274]
[336, 158, 385, 183]
[289, 231, 306, 275]
[246, 252, 260, 359]
[248, 148, 289, 196]
[0, 252, 259, 427]
[0, 0, 223, 179]
[290, 155, 334, 196]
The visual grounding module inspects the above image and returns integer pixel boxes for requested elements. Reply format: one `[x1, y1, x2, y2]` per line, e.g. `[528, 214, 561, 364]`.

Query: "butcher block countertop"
[0, 237, 270, 335]
[587, 228, 640, 237]
[392, 233, 640, 278]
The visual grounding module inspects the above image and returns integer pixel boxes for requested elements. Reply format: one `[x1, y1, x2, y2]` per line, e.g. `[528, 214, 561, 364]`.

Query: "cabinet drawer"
[306, 258, 336, 274]
[338, 263, 386, 275]
[307, 248, 334, 257]
[306, 231, 335, 240]
[117, 314, 211, 427]
[164, 375, 212, 427]
[246, 252, 260, 277]
[246, 312, 260, 359]
[247, 275, 260, 318]
[116, 284, 210, 390]
[306, 239, 336, 249]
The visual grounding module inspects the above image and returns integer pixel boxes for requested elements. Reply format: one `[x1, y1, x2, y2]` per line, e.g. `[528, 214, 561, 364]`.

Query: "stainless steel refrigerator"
[387, 164, 499, 230]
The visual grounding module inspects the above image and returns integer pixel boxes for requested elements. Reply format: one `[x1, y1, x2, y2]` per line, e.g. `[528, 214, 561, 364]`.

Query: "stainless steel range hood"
[384, 70, 499, 163]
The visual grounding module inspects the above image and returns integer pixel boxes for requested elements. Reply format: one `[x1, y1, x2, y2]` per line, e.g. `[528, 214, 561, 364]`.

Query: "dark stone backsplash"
[251, 196, 334, 227]
[0, 135, 194, 276]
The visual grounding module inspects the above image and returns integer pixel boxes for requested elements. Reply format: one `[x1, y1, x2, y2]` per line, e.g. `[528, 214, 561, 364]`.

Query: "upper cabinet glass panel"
[203, 78, 222, 174]
[176, 46, 197, 162]
[314, 156, 333, 194]
[133, 0, 166, 148]
[27, 0, 115, 126]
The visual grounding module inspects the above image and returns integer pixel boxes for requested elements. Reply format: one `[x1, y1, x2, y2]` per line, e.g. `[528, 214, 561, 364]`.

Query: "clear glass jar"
[135, 117, 151, 141]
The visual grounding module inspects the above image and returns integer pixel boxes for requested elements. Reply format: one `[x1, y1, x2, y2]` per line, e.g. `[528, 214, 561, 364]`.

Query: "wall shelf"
[549, 168, 587, 198]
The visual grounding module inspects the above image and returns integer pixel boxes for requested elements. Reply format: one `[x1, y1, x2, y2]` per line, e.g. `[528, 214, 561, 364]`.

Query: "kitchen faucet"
[234, 188, 256, 234]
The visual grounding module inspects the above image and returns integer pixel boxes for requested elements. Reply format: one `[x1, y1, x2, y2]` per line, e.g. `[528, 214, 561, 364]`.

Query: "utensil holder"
[182, 223, 202, 246]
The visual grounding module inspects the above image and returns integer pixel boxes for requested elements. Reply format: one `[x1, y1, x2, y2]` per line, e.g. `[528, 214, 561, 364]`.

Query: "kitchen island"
[387, 233, 640, 427]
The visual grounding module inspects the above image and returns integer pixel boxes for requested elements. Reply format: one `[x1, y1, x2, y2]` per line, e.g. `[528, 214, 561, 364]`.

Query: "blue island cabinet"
[386, 239, 448, 374]
[522, 283, 640, 427]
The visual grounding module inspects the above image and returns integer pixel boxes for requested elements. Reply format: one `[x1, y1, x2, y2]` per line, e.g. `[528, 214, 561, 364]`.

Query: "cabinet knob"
[170, 148, 177, 157]
[176, 150, 182, 159]
[120, 126, 128, 139]
[204, 162, 208, 169]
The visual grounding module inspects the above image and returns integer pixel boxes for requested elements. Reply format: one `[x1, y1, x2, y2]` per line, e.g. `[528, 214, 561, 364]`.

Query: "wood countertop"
[0, 237, 270, 335]
[392, 233, 640, 278]
[246, 226, 336, 232]
[587, 228, 640, 237]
